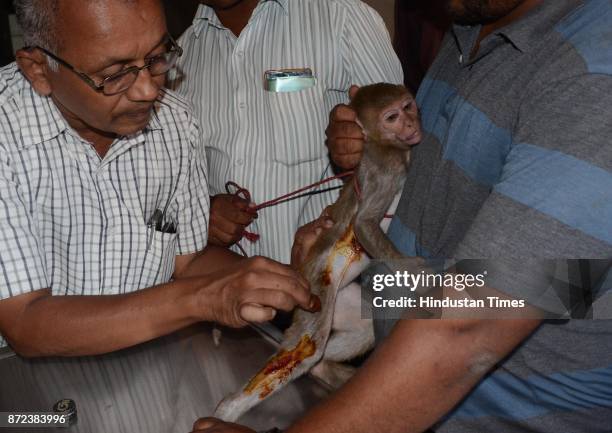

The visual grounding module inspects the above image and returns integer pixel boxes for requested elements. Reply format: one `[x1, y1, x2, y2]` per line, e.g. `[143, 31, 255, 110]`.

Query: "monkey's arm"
[354, 213, 403, 260]
[285, 315, 541, 433]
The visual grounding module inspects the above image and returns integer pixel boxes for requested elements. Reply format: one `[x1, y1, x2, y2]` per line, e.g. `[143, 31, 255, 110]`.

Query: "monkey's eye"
[403, 102, 413, 111]
[384, 113, 399, 123]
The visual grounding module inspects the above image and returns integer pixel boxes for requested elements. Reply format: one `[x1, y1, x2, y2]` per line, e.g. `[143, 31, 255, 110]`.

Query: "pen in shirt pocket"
[145, 209, 176, 251]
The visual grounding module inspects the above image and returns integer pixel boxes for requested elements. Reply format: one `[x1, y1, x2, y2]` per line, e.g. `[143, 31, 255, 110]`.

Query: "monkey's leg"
[214, 229, 354, 422]
[354, 217, 404, 261]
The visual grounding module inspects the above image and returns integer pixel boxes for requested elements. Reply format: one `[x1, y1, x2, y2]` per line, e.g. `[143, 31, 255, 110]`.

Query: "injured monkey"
[214, 83, 423, 422]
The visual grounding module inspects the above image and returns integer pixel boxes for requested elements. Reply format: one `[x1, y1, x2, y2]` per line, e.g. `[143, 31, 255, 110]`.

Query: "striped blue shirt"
[376, 0, 612, 431]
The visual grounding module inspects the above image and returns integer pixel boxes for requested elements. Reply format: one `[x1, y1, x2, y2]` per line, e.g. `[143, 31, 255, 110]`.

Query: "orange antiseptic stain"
[244, 335, 317, 398]
[259, 384, 274, 399]
[320, 268, 332, 286]
[336, 224, 364, 260]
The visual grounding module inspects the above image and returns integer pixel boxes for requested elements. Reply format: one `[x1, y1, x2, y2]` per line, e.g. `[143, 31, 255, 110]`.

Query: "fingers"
[291, 216, 334, 268]
[208, 194, 257, 246]
[212, 194, 257, 225]
[325, 103, 364, 171]
[332, 152, 362, 172]
[329, 103, 359, 124]
[239, 303, 277, 323]
[191, 417, 255, 433]
[209, 219, 244, 246]
[239, 289, 320, 323]
[247, 256, 309, 290]
[348, 84, 360, 99]
[241, 266, 314, 310]
[208, 256, 319, 328]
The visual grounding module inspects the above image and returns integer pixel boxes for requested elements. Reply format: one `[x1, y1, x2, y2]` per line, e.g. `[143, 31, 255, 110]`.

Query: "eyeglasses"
[28, 35, 183, 96]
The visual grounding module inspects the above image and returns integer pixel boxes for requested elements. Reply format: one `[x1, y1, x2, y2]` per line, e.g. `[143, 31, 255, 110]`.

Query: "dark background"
[0, 0, 200, 66]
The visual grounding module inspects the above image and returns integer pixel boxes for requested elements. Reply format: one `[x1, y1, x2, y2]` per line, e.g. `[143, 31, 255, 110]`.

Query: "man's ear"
[15, 48, 53, 96]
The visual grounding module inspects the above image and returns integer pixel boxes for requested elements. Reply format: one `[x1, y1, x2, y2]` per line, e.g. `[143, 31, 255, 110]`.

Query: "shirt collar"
[451, 0, 583, 55]
[495, 0, 583, 53]
[192, 0, 288, 37]
[19, 77, 69, 148]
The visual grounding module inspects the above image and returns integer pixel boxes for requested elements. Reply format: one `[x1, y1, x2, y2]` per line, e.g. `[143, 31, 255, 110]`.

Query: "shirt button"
[236, 50, 244, 57]
[239, 102, 246, 109]
[236, 159, 244, 166]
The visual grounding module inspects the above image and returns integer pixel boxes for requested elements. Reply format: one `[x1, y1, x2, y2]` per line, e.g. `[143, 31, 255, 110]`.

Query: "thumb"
[240, 303, 277, 323]
[348, 84, 360, 100]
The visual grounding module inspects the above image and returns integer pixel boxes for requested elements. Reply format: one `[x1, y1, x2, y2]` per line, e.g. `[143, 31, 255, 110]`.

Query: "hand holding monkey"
[325, 85, 365, 171]
[208, 194, 258, 247]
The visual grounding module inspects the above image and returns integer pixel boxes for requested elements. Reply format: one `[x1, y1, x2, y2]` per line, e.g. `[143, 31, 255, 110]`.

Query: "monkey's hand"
[291, 210, 334, 269]
[191, 418, 255, 433]
[209, 194, 258, 247]
[325, 86, 364, 170]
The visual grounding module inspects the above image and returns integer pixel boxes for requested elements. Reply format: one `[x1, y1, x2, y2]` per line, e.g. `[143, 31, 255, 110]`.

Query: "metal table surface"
[0, 324, 329, 433]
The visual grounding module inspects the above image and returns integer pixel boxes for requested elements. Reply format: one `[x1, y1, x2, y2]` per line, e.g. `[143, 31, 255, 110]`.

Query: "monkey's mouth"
[399, 129, 422, 145]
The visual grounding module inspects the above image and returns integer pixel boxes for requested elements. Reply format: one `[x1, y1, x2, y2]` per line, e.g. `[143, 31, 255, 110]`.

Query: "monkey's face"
[373, 95, 422, 148]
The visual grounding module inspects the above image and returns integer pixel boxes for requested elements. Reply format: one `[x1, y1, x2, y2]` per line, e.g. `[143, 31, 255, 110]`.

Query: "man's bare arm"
[286, 317, 541, 433]
[0, 249, 315, 358]
[174, 244, 244, 279]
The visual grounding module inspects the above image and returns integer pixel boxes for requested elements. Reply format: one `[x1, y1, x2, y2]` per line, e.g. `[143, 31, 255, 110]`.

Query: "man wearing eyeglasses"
[0, 0, 319, 357]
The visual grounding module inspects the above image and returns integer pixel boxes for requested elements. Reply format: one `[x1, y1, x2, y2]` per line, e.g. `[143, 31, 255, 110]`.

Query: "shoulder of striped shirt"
[294, 0, 381, 16]
[0, 62, 23, 105]
[156, 88, 200, 127]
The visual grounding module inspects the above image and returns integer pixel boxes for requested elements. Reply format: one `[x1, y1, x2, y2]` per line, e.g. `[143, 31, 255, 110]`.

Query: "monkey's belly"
[321, 225, 368, 290]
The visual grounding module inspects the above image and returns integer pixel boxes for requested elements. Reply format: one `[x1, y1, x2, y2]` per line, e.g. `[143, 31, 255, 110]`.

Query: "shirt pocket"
[267, 85, 327, 165]
[139, 227, 178, 288]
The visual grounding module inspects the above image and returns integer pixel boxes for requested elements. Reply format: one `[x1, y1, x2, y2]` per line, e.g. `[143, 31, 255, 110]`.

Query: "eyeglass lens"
[103, 50, 180, 95]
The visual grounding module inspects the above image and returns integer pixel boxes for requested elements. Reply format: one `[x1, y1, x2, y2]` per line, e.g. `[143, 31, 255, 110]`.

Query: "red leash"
[226, 171, 354, 256]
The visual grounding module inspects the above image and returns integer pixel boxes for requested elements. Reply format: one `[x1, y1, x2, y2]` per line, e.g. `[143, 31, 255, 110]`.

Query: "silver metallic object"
[264, 68, 316, 93]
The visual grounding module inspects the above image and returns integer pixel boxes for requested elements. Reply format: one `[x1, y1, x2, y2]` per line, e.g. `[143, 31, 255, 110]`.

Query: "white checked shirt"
[172, 0, 402, 262]
[0, 64, 209, 347]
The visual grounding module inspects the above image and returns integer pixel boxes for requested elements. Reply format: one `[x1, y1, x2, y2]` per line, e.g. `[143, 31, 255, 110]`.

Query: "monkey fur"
[213, 83, 422, 422]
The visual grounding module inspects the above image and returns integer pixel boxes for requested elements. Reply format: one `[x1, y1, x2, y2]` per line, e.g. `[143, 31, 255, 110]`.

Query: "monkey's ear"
[16, 48, 53, 96]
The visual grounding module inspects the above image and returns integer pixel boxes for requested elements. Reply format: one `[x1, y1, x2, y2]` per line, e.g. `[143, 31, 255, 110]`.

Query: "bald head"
[13, 0, 145, 53]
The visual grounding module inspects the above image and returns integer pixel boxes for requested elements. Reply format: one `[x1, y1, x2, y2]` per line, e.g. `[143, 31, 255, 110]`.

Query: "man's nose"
[126, 68, 159, 102]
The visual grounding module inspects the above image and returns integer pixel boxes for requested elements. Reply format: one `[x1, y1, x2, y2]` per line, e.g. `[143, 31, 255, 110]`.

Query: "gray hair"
[13, 0, 60, 69]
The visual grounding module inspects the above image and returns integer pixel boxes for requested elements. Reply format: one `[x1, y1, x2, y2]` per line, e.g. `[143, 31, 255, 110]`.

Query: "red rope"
[225, 171, 355, 255]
